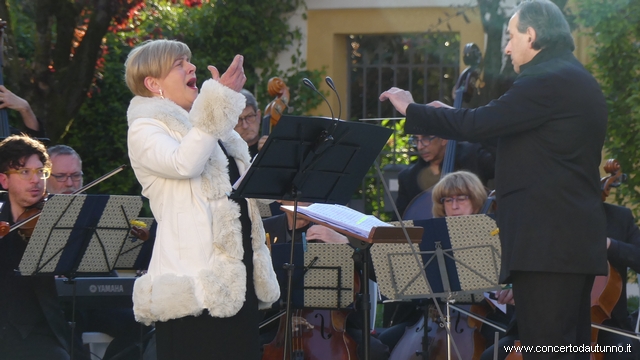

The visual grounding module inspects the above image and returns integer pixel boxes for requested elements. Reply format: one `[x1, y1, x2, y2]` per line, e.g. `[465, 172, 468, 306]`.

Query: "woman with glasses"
[431, 171, 488, 217]
[380, 171, 491, 353]
[124, 39, 279, 360]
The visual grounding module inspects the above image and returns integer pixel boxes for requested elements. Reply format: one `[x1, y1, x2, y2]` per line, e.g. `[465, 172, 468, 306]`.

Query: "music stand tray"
[19, 194, 143, 277]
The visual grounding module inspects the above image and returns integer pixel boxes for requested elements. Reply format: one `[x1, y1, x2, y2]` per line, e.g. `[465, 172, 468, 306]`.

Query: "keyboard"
[56, 277, 136, 309]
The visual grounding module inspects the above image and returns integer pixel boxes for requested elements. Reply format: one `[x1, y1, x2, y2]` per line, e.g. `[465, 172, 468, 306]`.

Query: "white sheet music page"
[282, 203, 391, 238]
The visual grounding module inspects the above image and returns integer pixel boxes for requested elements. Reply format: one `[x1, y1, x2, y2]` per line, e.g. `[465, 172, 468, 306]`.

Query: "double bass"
[402, 43, 482, 220]
[0, 19, 11, 138]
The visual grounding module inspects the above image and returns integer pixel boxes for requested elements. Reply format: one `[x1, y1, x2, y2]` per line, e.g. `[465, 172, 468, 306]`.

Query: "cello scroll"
[262, 77, 290, 136]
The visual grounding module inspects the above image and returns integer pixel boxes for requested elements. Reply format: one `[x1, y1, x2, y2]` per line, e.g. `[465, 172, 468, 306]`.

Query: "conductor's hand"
[379, 87, 415, 115]
[208, 54, 246, 92]
[495, 288, 515, 306]
[306, 225, 349, 244]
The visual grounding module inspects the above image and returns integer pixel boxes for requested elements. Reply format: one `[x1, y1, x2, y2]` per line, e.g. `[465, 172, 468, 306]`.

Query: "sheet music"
[282, 203, 391, 238]
[484, 292, 507, 314]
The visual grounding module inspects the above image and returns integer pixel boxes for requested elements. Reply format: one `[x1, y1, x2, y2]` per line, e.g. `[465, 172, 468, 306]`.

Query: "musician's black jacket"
[405, 45, 608, 282]
[0, 191, 70, 352]
[394, 141, 496, 218]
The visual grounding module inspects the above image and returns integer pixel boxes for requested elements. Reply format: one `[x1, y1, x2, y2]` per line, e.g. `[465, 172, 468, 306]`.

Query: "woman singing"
[124, 39, 280, 360]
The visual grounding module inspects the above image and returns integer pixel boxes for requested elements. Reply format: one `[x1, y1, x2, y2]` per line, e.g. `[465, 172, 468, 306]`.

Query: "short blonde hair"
[124, 39, 192, 97]
[431, 171, 487, 218]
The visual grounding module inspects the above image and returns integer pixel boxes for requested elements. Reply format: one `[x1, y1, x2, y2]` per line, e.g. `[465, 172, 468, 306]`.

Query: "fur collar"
[127, 94, 250, 199]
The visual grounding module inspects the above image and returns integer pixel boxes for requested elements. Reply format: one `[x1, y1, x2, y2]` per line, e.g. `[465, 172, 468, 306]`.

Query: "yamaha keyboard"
[56, 277, 136, 309]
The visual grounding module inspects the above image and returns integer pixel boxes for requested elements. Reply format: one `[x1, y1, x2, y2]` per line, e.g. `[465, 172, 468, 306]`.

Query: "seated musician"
[0, 86, 45, 138]
[47, 144, 153, 360]
[0, 135, 87, 359]
[394, 134, 495, 219]
[262, 201, 390, 360]
[237, 89, 264, 159]
[380, 170, 502, 352]
[482, 207, 640, 359]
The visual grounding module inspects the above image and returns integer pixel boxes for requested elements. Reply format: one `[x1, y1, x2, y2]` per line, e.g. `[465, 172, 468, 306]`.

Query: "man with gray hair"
[46, 145, 83, 194]
[381, 1, 607, 358]
[237, 89, 264, 158]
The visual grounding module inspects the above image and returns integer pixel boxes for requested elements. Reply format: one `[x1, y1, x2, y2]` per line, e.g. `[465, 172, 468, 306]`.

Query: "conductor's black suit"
[404, 45, 608, 358]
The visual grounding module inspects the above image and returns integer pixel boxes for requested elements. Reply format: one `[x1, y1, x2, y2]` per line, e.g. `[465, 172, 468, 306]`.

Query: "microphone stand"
[282, 195, 300, 360]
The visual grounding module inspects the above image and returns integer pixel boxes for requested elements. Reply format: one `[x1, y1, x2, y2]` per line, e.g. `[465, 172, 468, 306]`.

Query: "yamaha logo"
[89, 284, 124, 293]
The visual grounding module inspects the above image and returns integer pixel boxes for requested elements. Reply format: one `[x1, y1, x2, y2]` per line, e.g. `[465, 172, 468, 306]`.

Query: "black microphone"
[324, 76, 342, 121]
[302, 78, 335, 121]
[301, 78, 335, 154]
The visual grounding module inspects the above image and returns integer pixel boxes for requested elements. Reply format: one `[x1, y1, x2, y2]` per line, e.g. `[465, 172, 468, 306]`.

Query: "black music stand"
[233, 115, 392, 360]
[18, 194, 143, 360]
[370, 214, 502, 359]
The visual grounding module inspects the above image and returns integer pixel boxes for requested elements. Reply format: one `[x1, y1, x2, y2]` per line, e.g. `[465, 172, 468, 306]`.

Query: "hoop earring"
[159, 89, 165, 99]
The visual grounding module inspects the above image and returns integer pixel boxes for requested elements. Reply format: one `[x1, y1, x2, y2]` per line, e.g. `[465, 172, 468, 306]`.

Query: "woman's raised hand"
[208, 54, 246, 92]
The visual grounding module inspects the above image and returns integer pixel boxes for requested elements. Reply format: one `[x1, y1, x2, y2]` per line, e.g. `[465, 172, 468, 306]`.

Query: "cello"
[261, 77, 290, 136]
[388, 301, 496, 360]
[590, 159, 625, 360]
[402, 43, 482, 221]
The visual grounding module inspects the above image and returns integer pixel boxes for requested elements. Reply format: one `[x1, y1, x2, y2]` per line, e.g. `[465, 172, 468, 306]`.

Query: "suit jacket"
[405, 46, 608, 282]
[603, 203, 640, 329]
[0, 192, 70, 352]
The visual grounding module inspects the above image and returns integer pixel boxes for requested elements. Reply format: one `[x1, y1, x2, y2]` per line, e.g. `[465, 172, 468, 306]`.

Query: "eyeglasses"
[50, 172, 83, 182]
[238, 113, 258, 124]
[440, 195, 470, 205]
[409, 135, 437, 147]
[4, 167, 51, 180]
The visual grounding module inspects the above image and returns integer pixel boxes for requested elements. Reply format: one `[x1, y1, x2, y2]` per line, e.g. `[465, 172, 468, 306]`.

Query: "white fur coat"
[126, 80, 280, 325]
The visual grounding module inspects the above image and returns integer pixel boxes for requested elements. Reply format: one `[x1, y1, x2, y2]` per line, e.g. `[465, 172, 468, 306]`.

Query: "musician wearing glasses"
[46, 144, 150, 360]
[46, 145, 83, 195]
[0, 134, 80, 359]
[238, 89, 264, 158]
[394, 133, 495, 218]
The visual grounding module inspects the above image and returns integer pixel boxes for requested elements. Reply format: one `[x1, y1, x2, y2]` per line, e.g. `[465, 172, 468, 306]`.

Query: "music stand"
[280, 205, 424, 359]
[233, 115, 392, 360]
[18, 194, 142, 360]
[370, 214, 502, 359]
[270, 242, 355, 309]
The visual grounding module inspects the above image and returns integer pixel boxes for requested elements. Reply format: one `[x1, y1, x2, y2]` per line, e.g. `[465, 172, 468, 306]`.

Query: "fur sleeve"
[190, 80, 246, 138]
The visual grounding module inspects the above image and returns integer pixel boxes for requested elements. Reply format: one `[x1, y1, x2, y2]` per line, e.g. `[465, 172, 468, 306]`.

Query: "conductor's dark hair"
[515, 0, 574, 51]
